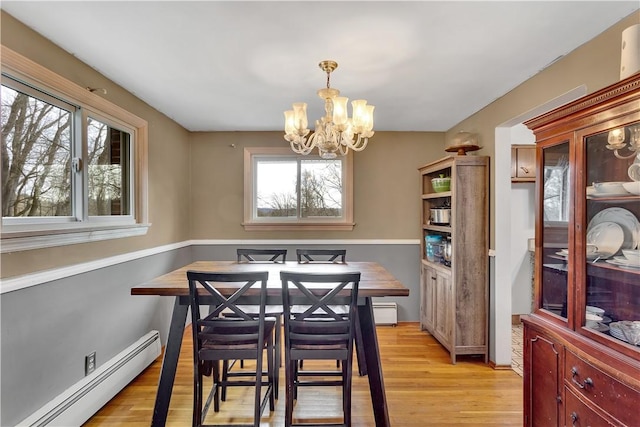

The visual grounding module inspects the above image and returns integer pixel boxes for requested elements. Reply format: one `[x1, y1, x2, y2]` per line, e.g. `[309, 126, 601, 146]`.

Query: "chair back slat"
[237, 248, 287, 263]
[296, 248, 346, 263]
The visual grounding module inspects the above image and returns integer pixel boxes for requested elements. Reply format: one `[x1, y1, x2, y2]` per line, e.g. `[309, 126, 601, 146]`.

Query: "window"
[1, 46, 148, 252]
[243, 147, 354, 231]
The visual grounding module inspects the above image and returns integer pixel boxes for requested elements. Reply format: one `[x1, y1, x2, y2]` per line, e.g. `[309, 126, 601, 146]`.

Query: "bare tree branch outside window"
[1, 85, 72, 217]
[255, 157, 343, 219]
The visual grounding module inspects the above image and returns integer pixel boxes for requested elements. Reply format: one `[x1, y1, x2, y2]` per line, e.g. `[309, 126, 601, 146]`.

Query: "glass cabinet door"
[540, 141, 571, 320]
[582, 121, 640, 348]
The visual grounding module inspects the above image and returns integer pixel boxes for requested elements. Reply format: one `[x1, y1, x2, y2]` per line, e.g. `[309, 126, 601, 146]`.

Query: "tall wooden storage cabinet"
[522, 74, 640, 426]
[419, 156, 489, 363]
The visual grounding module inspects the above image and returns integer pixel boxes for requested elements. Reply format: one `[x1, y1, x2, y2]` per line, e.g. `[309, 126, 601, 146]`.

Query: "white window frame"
[1, 46, 149, 252]
[243, 147, 354, 231]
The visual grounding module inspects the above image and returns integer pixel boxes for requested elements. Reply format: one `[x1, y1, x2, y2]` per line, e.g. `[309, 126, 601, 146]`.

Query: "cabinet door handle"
[520, 166, 530, 174]
[571, 366, 593, 389]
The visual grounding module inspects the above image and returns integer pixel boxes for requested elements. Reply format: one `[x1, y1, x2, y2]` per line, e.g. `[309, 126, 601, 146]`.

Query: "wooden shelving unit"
[418, 155, 489, 363]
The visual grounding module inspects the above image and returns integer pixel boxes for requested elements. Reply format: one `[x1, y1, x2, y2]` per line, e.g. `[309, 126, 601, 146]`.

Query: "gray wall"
[0, 247, 192, 426]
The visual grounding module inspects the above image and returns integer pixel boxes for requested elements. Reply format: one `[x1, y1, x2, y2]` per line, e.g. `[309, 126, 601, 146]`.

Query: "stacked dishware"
[609, 321, 640, 345]
[585, 305, 610, 332]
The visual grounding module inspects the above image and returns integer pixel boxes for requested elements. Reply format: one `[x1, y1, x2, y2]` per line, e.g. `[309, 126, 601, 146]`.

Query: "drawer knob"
[571, 366, 594, 389]
[571, 411, 579, 424]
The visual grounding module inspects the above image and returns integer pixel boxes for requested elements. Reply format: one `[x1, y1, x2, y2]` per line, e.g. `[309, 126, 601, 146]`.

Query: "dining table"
[131, 260, 410, 427]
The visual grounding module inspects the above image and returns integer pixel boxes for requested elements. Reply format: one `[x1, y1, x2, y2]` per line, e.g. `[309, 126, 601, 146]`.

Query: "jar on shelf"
[425, 235, 444, 262]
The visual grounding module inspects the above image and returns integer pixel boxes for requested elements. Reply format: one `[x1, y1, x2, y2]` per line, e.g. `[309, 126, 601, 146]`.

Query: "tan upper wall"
[0, 12, 192, 278]
[446, 11, 640, 247]
[190, 131, 445, 239]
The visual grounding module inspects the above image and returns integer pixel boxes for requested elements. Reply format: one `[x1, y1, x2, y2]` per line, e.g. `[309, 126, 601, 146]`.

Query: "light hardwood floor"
[83, 323, 523, 426]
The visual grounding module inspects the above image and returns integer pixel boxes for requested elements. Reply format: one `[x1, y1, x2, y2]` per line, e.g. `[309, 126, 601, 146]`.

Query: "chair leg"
[267, 340, 276, 412]
[193, 371, 202, 427]
[354, 311, 367, 376]
[213, 361, 221, 413]
[221, 360, 229, 401]
[285, 360, 295, 427]
[274, 316, 281, 399]
[253, 352, 262, 427]
[344, 359, 353, 427]
[293, 359, 299, 400]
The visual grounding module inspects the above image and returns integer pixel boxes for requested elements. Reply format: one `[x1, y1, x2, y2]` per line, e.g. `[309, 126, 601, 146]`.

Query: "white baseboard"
[17, 331, 161, 427]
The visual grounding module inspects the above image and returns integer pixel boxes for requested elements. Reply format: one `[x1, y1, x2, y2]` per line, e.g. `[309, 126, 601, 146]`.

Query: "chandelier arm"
[289, 134, 316, 155]
[613, 149, 638, 160]
[343, 134, 369, 151]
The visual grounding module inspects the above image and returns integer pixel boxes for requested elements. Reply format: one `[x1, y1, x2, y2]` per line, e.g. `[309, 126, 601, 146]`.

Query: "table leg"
[151, 297, 188, 427]
[358, 298, 390, 427]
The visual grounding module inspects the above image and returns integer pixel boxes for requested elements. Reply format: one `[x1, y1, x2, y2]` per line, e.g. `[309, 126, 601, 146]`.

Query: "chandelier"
[606, 125, 640, 159]
[284, 60, 375, 159]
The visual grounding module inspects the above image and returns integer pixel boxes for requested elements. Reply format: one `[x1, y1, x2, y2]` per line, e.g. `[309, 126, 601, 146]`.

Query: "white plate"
[588, 208, 640, 250]
[613, 256, 640, 267]
[588, 191, 635, 198]
[557, 248, 604, 260]
[586, 222, 624, 259]
[606, 258, 640, 269]
[586, 322, 610, 332]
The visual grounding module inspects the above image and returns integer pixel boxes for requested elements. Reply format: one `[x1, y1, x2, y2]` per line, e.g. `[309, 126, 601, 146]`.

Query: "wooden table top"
[131, 261, 410, 298]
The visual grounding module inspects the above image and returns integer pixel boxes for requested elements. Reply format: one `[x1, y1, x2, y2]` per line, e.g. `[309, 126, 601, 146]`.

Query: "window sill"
[242, 222, 355, 231]
[1, 223, 151, 253]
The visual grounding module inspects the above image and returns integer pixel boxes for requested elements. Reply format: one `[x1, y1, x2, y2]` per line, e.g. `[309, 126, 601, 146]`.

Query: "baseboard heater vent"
[18, 330, 161, 427]
[373, 302, 398, 325]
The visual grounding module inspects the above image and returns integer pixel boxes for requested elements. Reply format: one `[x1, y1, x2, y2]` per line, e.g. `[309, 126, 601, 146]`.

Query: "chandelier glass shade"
[606, 125, 640, 159]
[284, 60, 374, 159]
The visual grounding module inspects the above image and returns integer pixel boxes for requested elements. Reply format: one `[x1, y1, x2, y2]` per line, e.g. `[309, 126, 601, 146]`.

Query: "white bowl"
[593, 181, 630, 194]
[586, 305, 605, 316]
[585, 312, 603, 328]
[622, 181, 640, 196]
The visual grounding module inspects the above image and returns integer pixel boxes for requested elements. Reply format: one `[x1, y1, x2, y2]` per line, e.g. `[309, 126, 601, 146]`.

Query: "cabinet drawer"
[564, 387, 616, 427]
[565, 350, 639, 426]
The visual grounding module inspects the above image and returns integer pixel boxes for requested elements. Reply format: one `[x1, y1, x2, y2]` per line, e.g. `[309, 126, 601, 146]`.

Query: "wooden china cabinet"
[522, 73, 640, 426]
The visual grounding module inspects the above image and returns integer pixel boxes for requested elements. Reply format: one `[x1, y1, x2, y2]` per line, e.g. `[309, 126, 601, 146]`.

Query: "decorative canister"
[425, 235, 443, 262]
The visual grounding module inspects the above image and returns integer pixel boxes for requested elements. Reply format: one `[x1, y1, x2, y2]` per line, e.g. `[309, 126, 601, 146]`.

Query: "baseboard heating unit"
[18, 330, 161, 427]
[373, 302, 398, 325]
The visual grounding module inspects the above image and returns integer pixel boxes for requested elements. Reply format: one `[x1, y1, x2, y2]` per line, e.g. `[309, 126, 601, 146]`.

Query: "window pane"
[1, 84, 72, 217]
[255, 160, 297, 218]
[87, 117, 131, 216]
[301, 159, 343, 218]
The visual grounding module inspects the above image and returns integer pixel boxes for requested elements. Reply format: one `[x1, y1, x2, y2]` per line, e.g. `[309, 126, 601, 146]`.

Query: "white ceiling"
[2, 1, 638, 132]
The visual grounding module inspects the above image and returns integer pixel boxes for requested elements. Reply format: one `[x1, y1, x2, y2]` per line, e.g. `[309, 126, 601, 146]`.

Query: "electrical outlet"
[85, 352, 96, 375]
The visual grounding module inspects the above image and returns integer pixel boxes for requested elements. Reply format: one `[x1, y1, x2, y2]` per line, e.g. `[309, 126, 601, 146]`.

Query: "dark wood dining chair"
[222, 248, 286, 400]
[295, 248, 367, 377]
[280, 271, 361, 427]
[238, 248, 287, 263]
[187, 270, 276, 427]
